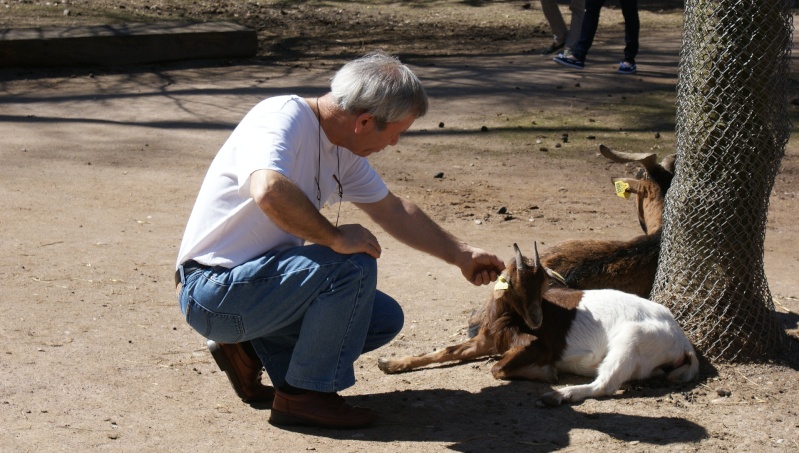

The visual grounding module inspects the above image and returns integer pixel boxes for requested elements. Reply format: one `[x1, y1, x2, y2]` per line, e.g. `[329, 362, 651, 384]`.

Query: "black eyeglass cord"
[315, 98, 343, 227]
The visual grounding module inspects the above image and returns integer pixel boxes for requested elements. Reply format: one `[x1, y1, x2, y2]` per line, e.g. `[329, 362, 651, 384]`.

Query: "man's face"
[351, 114, 416, 157]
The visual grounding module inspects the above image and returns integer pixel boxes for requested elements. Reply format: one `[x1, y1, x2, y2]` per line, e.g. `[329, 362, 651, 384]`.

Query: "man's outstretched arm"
[355, 191, 504, 285]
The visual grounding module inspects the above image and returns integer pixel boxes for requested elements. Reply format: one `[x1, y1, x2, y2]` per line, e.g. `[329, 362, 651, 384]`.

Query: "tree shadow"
[0, 43, 682, 135]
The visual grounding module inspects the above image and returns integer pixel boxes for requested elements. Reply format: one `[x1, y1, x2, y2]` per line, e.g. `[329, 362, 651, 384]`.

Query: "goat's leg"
[378, 333, 495, 374]
[539, 327, 643, 407]
[490, 339, 558, 383]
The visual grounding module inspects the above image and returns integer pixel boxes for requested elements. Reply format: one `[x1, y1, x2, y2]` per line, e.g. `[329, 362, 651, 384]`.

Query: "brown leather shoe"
[207, 340, 275, 404]
[269, 390, 378, 429]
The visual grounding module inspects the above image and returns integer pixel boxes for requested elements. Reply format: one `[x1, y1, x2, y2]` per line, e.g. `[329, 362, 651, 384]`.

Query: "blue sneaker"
[553, 53, 585, 69]
[617, 62, 637, 74]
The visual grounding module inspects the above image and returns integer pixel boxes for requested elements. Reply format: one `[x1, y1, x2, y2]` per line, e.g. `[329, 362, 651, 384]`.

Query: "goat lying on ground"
[465, 145, 675, 338]
[519, 145, 676, 300]
[538, 145, 676, 297]
[379, 243, 699, 406]
[599, 143, 675, 235]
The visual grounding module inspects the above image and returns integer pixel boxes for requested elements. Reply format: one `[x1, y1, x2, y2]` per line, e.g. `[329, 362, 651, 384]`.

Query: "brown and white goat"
[378, 243, 699, 406]
[462, 144, 674, 342]
[463, 145, 675, 339]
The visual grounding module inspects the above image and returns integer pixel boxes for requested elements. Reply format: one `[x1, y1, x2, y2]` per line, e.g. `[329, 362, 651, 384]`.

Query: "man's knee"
[380, 296, 404, 335]
[348, 253, 378, 282]
[363, 294, 404, 352]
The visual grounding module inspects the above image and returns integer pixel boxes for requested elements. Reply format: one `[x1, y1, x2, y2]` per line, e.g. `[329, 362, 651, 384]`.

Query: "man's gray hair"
[330, 51, 428, 130]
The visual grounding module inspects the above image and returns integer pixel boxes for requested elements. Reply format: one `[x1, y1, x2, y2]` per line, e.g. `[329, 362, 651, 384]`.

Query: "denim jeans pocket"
[185, 295, 245, 343]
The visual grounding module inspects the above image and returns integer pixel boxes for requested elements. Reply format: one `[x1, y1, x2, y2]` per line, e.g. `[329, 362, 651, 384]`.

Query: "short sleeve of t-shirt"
[233, 97, 308, 199]
[337, 152, 388, 204]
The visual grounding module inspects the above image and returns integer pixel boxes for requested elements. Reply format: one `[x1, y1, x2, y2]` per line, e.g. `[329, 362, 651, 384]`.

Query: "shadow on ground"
[265, 383, 707, 451]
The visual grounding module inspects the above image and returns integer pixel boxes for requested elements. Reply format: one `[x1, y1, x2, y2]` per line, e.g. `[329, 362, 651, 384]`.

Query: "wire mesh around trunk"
[651, 1, 793, 361]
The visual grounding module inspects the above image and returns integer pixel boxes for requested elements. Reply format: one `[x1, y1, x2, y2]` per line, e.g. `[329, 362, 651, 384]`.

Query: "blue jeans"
[177, 244, 404, 393]
[572, 0, 639, 65]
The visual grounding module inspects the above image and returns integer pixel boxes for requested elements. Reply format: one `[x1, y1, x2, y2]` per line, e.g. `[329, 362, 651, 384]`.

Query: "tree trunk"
[651, 1, 792, 361]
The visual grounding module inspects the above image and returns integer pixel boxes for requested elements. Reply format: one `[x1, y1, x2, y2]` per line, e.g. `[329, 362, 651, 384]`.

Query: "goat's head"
[493, 243, 565, 330]
[600, 144, 675, 234]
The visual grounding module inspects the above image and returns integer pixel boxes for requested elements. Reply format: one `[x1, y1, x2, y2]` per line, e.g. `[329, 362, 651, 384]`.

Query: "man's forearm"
[251, 170, 340, 247]
[365, 194, 466, 265]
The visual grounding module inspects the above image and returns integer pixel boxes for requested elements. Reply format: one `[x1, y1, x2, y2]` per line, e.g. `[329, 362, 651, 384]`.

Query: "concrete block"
[0, 21, 257, 68]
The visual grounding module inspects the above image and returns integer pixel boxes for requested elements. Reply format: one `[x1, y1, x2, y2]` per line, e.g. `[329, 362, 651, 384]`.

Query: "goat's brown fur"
[539, 231, 660, 298]
[379, 243, 580, 381]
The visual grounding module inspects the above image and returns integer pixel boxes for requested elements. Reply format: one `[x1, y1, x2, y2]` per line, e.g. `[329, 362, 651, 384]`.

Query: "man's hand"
[330, 224, 383, 259]
[457, 247, 506, 286]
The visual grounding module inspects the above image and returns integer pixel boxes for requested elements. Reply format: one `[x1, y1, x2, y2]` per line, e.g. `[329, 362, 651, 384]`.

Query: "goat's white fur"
[540, 289, 698, 406]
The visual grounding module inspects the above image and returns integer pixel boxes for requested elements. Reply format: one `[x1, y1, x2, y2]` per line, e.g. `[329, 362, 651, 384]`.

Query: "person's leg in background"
[540, 0, 568, 55]
[618, 0, 640, 73]
[569, 0, 605, 63]
[564, 0, 586, 51]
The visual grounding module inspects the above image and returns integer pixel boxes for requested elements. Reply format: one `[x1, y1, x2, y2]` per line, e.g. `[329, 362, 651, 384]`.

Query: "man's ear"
[353, 113, 375, 134]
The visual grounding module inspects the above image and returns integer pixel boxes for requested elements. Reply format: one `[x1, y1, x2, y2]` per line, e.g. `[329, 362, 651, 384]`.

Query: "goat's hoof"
[377, 357, 399, 374]
[536, 392, 563, 408]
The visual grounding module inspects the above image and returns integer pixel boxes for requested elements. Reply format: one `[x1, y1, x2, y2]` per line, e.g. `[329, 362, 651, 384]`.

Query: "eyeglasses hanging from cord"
[314, 98, 343, 227]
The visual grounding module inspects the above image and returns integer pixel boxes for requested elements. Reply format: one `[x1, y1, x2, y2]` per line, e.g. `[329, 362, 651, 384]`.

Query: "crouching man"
[175, 51, 505, 429]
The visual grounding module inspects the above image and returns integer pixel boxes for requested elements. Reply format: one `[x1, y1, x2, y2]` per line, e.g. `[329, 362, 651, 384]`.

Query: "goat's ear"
[599, 144, 658, 171]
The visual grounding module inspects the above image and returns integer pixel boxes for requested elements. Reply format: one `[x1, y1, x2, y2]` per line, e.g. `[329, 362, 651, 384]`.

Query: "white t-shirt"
[176, 95, 389, 269]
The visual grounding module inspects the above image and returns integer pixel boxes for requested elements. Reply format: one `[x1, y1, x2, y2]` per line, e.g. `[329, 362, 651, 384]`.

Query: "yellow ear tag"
[494, 275, 509, 291]
[614, 180, 631, 199]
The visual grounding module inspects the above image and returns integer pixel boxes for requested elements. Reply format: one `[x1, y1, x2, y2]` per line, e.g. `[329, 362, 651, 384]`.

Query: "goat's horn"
[513, 243, 525, 270]
[599, 144, 658, 172]
[533, 242, 541, 269]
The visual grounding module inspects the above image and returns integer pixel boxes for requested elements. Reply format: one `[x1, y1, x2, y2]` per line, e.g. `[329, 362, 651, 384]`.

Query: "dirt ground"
[2, 1, 799, 452]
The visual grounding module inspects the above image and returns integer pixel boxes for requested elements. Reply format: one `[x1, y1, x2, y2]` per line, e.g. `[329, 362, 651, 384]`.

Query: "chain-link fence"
[651, 1, 793, 361]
